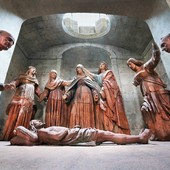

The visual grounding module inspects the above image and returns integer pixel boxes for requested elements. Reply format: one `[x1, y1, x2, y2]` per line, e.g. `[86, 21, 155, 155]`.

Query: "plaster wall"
[146, 0, 170, 79]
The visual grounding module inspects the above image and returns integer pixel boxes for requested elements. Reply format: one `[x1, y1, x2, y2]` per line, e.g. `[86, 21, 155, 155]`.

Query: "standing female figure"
[127, 43, 170, 141]
[2, 66, 40, 140]
[63, 64, 99, 128]
[84, 62, 130, 134]
[39, 70, 70, 127]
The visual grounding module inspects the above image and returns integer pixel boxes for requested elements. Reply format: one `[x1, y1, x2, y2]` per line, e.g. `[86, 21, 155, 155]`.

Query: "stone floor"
[0, 141, 170, 170]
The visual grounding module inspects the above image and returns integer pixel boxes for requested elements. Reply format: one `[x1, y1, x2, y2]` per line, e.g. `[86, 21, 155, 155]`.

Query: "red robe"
[2, 74, 40, 141]
[99, 70, 130, 134]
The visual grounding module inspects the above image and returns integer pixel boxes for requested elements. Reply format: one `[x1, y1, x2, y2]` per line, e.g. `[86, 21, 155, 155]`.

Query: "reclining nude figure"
[10, 120, 151, 146]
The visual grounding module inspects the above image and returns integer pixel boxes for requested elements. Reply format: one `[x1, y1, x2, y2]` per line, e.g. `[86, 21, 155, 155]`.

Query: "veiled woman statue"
[39, 70, 70, 127]
[63, 64, 99, 128]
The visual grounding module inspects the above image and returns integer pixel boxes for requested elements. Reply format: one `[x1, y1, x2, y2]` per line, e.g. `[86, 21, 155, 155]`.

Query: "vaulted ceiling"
[17, 14, 152, 57]
[2, 0, 164, 58]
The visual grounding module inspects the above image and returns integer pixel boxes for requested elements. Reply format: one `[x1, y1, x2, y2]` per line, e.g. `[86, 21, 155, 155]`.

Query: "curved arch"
[58, 43, 117, 59]
[60, 44, 115, 80]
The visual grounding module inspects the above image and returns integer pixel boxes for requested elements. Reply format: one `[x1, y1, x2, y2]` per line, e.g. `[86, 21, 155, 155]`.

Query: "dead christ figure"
[10, 120, 151, 146]
[2, 66, 41, 141]
[127, 43, 170, 141]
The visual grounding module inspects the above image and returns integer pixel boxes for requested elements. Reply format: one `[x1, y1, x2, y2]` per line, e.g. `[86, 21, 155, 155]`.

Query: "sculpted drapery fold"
[2, 71, 40, 141]
[127, 43, 170, 141]
[94, 70, 130, 134]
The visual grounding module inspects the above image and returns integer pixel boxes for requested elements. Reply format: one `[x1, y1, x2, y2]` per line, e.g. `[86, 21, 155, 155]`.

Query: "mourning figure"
[83, 62, 130, 134]
[0, 30, 15, 91]
[2, 66, 41, 141]
[127, 43, 170, 141]
[161, 33, 170, 53]
[0, 30, 14, 51]
[39, 70, 70, 127]
[63, 64, 99, 128]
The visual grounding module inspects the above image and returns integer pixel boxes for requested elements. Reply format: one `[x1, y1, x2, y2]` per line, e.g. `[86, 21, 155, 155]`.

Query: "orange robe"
[2, 74, 40, 141]
[65, 77, 99, 128]
[40, 78, 68, 127]
[134, 56, 170, 140]
[94, 70, 130, 134]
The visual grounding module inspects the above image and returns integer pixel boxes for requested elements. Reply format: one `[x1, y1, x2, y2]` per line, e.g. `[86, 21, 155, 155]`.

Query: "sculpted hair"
[26, 66, 36, 75]
[98, 61, 109, 74]
[127, 58, 144, 66]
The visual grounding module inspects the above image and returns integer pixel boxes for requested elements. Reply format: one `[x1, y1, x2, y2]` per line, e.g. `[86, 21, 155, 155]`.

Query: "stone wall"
[146, 0, 170, 80]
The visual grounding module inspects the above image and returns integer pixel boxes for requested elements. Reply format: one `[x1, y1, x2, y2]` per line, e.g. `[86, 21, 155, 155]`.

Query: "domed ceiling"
[17, 13, 152, 58]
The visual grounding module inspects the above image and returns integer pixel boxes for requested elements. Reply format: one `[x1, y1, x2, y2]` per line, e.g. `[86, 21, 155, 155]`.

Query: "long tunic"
[2, 74, 39, 141]
[94, 70, 130, 134]
[40, 78, 67, 127]
[65, 77, 99, 128]
[134, 52, 170, 140]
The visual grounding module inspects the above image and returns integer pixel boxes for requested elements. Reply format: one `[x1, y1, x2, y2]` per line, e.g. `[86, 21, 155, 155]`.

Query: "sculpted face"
[50, 70, 57, 79]
[127, 60, 137, 72]
[30, 120, 45, 129]
[0, 32, 14, 51]
[99, 63, 106, 70]
[76, 64, 84, 75]
[76, 67, 83, 74]
[161, 34, 170, 53]
[26, 66, 37, 77]
[30, 68, 37, 76]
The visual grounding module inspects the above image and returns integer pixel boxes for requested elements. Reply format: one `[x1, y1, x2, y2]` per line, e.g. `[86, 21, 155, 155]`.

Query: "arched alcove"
[60, 46, 111, 80]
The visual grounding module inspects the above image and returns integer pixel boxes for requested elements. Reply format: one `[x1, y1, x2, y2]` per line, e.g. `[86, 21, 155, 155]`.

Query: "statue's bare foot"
[139, 129, 151, 144]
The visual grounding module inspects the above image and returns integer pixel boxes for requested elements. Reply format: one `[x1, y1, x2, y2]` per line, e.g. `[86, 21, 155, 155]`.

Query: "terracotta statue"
[63, 64, 99, 128]
[2, 66, 41, 141]
[127, 43, 170, 141]
[0, 30, 15, 91]
[161, 33, 170, 53]
[0, 30, 14, 51]
[10, 120, 151, 146]
[83, 62, 130, 134]
[39, 70, 70, 127]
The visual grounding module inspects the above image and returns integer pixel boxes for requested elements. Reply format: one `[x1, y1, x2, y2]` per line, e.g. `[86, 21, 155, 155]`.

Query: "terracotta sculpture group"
[1, 62, 131, 142]
[0, 30, 170, 146]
